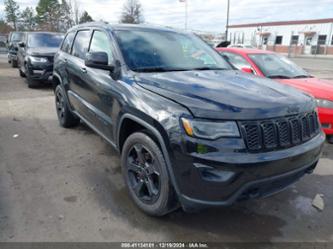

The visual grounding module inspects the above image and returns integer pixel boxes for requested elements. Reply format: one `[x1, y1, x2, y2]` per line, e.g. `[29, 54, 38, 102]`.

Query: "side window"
[89, 30, 113, 63]
[72, 30, 91, 59]
[222, 52, 252, 69]
[61, 32, 75, 54]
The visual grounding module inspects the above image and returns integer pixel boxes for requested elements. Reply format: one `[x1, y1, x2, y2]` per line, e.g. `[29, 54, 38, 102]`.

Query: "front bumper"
[318, 107, 333, 135]
[26, 61, 53, 82]
[170, 132, 325, 210]
[8, 52, 17, 62]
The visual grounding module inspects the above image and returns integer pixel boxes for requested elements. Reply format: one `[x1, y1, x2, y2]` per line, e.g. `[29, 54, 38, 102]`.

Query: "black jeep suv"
[17, 32, 64, 88]
[53, 23, 325, 216]
[7, 31, 26, 68]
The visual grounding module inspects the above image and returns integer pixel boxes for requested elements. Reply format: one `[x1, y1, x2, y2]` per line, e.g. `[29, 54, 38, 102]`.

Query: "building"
[228, 18, 333, 55]
[194, 31, 226, 47]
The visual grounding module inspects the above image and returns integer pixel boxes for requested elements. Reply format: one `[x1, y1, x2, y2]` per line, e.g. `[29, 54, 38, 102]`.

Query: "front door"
[304, 36, 312, 54]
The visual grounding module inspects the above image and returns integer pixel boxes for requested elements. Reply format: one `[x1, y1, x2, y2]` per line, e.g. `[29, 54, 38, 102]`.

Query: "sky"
[0, 0, 333, 33]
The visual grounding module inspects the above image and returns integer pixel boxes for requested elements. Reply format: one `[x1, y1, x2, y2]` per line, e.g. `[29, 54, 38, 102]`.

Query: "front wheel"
[327, 135, 333, 144]
[55, 85, 80, 128]
[11, 59, 18, 68]
[121, 132, 177, 216]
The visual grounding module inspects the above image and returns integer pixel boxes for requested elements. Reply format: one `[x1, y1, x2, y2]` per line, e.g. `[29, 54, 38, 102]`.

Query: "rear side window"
[72, 30, 91, 59]
[61, 32, 75, 54]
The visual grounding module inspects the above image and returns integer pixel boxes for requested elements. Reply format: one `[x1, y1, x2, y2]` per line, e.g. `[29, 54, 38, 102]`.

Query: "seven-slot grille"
[239, 111, 320, 152]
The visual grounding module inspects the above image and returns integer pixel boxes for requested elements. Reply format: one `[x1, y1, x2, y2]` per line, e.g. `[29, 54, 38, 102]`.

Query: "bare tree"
[72, 0, 80, 25]
[120, 0, 144, 24]
[20, 7, 36, 31]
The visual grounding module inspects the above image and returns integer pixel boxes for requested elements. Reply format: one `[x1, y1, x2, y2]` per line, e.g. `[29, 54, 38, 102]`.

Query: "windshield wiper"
[292, 75, 313, 79]
[135, 66, 199, 72]
[267, 75, 291, 79]
[135, 66, 228, 72]
[192, 67, 228, 71]
[135, 67, 171, 72]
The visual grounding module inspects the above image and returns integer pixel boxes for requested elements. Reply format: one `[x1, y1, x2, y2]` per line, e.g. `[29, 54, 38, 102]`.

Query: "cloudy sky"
[1, 0, 332, 32]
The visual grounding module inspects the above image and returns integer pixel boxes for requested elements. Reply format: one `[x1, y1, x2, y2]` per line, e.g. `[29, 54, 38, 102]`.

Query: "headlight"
[28, 56, 48, 63]
[316, 99, 333, 109]
[181, 118, 240, 139]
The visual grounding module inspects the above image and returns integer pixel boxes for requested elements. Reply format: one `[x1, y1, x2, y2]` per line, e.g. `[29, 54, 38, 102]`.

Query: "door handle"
[80, 67, 87, 73]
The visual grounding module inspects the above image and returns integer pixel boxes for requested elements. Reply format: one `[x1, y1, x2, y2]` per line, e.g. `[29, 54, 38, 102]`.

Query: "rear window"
[72, 30, 91, 59]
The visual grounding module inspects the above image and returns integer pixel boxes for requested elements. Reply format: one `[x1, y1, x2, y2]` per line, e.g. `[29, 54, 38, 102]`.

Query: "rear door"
[55, 31, 76, 89]
[65, 29, 94, 122]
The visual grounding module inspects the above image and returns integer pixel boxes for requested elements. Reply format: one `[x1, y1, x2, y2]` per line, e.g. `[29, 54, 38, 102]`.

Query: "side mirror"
[18, 42, 25, 48]
[241, 67, 254, 74]
[85, 52, 114, 71]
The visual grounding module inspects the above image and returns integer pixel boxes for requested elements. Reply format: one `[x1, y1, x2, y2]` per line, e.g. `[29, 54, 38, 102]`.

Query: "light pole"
[225, 0, 230, 41]
[185, 0, 188, 30]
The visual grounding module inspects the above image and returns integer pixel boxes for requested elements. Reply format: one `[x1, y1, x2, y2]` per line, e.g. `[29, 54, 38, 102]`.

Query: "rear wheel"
[55, 85, 80, 128]
[327, 135, 333, 144]
[121, 132, 177, 216]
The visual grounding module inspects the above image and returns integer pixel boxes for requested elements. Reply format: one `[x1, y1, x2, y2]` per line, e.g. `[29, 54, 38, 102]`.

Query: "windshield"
[248, 53, 310, 79]
[28, 33, 64, 48]
[11, 32, 25, 42]
[114, 30, 232, 72]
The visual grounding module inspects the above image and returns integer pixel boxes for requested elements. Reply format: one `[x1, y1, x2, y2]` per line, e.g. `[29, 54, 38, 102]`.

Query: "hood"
[27, 47, 58, 57]
[277, 77, 333, 101]
[135, 70, 315, 120]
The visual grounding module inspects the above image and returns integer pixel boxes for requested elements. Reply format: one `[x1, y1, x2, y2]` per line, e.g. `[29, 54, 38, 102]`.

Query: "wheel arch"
[117, 113, 181, 197]
[52, 72, 62, 91]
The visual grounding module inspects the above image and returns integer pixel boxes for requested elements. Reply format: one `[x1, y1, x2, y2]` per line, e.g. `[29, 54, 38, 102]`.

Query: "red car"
[217, 47, 333, 143]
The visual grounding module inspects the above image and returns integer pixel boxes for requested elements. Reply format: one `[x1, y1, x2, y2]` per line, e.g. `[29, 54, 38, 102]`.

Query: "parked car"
[17, 32, 64, 88]
[53, 23, 324, 216]
[217, 47, 333, 143]
[228, 44, 255, 49]
[7, 31, 26, 68]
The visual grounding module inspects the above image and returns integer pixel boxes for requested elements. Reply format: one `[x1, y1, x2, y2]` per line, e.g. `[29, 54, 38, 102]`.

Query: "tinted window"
[275, 36, 283, 45]
[291, 35, 299, 45]
[221, 52, 252, 70]
[331, 35, 333, 45]
[61, 32, 75, 54]
[114, 30, 231, 72]
[318, 35, 327, 45]
[28, 33, 64, 48]
[89, 30, 113, 62]
[72, 30, 91, 59]
[11, 32, 25, 42]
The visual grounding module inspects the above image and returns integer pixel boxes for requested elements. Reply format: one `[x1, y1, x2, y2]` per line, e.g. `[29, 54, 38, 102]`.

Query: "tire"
[55, 85, 80, 128]
[11, 59, 18, 68]
[121, 132, 177, 216]
[327, 135, 333, 144]
[26, 77, 40, 88]
[19, 69, 26, 78]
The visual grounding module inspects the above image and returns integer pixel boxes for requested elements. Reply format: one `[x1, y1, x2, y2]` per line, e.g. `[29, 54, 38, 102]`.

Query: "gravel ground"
[0, 54, 333, 242]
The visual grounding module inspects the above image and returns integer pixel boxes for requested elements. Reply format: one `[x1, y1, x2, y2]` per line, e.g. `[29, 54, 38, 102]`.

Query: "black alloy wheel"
[55, 88, 66, 124]
[127, 144, 161, 204]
